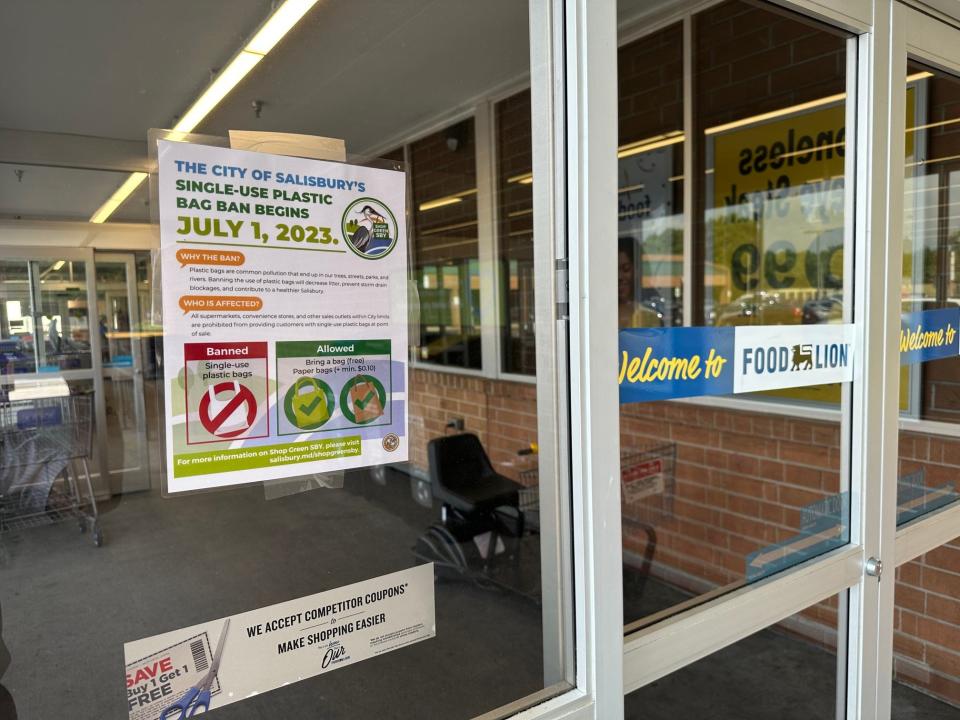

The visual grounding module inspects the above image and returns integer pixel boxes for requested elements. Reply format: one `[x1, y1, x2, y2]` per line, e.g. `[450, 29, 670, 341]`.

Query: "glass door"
[0, 248, 109, 489]
[875, 5, 960, 717]
[606, 1, 889, 717]
[0, 1, 586, 718]
[95, 253, 150, 493]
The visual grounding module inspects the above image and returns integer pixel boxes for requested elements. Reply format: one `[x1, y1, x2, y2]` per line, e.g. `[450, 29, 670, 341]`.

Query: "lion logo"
[791, 344, 814, 371]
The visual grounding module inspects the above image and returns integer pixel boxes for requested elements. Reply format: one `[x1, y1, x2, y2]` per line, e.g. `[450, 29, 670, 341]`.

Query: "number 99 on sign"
[730, 238, 842, 291]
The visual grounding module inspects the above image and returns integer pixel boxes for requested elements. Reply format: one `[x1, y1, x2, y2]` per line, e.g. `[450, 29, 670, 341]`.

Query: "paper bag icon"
[349, 379, 383, 423]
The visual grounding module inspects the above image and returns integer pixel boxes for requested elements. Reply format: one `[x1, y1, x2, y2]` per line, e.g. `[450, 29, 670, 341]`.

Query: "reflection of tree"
[709, 213, 758, 303]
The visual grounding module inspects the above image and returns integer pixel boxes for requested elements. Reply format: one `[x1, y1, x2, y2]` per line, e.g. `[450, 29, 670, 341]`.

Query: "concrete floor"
[623, 562, 960, 720]
[1, 468, 959, 719]
[625, 620, 960, 720]
[0, 469, 544, 719]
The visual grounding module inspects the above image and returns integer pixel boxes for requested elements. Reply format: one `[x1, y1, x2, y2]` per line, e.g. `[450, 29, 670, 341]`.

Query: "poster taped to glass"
[157, 139, 408, 492]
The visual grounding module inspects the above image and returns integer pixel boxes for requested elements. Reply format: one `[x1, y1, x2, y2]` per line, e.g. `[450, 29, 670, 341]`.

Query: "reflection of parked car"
[802, 296, 843, 324]
[715, 291, 802, 326]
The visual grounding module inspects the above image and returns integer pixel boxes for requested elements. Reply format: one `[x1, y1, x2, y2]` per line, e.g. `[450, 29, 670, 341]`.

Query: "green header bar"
[276, 339, 391, 357]
[173, 436, 361, 477]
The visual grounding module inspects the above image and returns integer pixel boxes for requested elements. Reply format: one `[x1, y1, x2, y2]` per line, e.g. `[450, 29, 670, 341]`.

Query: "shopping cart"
[515, 441, 676, 524]
[0, 394, 101, 547]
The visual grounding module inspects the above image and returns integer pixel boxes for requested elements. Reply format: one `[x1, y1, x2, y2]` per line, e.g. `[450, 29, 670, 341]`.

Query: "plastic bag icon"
[206, 382, 249, 435]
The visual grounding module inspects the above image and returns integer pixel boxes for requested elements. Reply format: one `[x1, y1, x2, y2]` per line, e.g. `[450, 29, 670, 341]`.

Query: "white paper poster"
[124, 565, 434, 718]
[157, 139, 408, 492]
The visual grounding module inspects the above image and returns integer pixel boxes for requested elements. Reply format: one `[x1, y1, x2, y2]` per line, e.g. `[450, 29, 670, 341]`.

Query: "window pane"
[412, 120, 482, 370]
[0, 261, 34, 375]
[619, 0, 852, 630]
[619, 22, 685, 329]
[626, 593, 843, 719]
[497, 90, 536, 375]
[0, 3, 563, 718]
[897, 62, 960, 526]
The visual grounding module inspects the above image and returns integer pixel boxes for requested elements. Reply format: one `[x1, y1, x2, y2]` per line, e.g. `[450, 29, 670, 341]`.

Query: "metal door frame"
[94, 251, 150, 493]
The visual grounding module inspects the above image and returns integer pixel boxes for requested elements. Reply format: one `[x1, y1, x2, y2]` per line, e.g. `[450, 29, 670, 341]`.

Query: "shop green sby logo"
[341, 197, 398, 259]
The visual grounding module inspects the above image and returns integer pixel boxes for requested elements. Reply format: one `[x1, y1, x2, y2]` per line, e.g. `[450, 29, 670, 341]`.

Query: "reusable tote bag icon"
[292, 377, 331, 427]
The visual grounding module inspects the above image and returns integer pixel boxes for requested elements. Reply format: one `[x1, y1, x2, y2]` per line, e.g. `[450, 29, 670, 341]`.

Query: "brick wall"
[694, 1, 847, 130]
[616, 397, 960, 707]
[404, 365, 960, 708]
[496, 90, 537, 376]
[407, 368, 539, 484]
[410, 119, 478, 265]
[619, 23, 683, 144]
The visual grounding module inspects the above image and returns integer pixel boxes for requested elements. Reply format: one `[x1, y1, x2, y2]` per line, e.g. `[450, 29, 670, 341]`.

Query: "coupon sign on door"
[158, 140, 408, 491]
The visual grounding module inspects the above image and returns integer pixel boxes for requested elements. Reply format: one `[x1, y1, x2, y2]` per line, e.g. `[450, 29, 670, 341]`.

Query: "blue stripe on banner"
[618, 327, 735, 403]
[899, 307, 960, 365]
[620, 308, 960, 404]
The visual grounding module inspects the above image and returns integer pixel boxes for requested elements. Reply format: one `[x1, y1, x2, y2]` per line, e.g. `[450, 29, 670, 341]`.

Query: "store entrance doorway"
[0, 248, 151, 497]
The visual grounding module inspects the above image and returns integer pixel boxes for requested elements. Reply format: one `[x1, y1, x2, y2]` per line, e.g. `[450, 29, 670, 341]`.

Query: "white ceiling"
[0, 0, 673, 224]
[0, 0, 532, 223]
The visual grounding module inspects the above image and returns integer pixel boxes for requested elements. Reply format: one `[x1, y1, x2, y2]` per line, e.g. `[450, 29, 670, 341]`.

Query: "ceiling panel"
[0, 0, 273, 139]
[2, 0, 531, 220]
[0, 163, 147, 221]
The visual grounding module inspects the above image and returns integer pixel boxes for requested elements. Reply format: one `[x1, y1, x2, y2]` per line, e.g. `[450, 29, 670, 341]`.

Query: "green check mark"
[299, 394, 323, 415]
[354, 389, 376, 410]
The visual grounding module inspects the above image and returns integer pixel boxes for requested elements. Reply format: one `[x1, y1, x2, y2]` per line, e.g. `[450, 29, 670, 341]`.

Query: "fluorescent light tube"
[246, 0, 318, 54]
[89, 172, 149, 224]
[419, 197, 463, 212]
[90, 0, 318, 224]
[173, 51, 263, 133]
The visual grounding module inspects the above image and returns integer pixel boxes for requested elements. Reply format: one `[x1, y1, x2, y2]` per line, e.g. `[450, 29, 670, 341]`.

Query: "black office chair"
[430, 433, 522, 512]
[419, 433, 525, 571]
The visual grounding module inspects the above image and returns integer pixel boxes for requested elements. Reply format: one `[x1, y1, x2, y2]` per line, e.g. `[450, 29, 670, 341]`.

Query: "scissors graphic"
[160, 619, 230, 718]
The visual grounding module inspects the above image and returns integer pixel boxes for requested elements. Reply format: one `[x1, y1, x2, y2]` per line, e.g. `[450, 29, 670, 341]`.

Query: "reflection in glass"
[619, 0, 852, 631]
[411, 120, 482, 369]
[897, 63, 960, 532]
[497, 90, 537, 375]
[618, 22, 685, 330]
[0, 260, 92, 375]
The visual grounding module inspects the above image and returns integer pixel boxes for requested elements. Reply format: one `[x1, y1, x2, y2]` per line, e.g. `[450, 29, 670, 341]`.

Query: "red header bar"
[184, 342, 268, 362]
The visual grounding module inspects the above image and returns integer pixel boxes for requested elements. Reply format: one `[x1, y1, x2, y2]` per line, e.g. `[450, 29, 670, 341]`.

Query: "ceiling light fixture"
[418, 188, 478, 212]
[89, 0, 318, 224]
[618, 131, 684, 159]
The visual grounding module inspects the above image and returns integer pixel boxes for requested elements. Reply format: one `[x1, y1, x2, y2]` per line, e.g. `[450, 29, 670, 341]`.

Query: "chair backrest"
[427, 433, 495, 495]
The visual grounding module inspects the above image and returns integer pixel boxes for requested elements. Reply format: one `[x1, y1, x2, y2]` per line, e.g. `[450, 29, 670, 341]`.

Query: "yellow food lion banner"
[707, 86, 918, 403]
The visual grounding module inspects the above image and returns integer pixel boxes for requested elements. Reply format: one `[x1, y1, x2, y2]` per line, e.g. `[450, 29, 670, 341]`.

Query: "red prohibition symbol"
[198, 381, 258, 438]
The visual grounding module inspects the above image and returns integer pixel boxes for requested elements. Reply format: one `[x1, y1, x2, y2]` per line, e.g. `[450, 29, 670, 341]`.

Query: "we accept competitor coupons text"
[157, 140, 408, 492]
